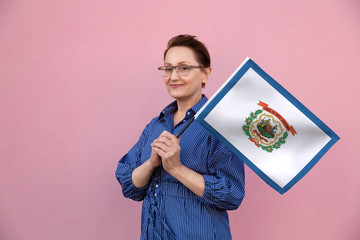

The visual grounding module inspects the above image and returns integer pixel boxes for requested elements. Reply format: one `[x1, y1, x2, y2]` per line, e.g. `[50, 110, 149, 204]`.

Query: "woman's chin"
[170, 94, 184, 101]
[168, 89, 185, 99]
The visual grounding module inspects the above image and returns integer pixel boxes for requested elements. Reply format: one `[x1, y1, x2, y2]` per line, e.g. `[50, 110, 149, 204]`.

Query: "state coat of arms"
[242, 101, 297, 152]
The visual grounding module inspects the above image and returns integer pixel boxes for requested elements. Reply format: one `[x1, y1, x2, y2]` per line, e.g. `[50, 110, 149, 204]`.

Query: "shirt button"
[154, 193, 157, 197]
[187, 112, 191, 115]
[155, 184, 159, 188]
[183, 120, 186, 123]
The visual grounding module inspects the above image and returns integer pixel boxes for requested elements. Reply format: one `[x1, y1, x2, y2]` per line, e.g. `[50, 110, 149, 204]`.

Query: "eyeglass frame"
[157, 65, 205, 77]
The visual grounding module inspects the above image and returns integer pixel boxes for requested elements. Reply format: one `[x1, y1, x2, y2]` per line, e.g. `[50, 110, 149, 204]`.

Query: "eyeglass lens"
[163, 66, 190, 77]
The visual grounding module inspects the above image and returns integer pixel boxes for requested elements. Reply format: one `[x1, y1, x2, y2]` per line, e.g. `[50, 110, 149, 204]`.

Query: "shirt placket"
[172, 110, 194, 136]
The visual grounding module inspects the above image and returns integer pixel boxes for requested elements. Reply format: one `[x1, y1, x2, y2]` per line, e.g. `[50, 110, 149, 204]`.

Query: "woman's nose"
[169, 69, 180, 80]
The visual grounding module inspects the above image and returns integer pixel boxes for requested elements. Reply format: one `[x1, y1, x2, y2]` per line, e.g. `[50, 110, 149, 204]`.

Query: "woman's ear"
[204, 67, 212, 77]
[202, 67, 212, 87]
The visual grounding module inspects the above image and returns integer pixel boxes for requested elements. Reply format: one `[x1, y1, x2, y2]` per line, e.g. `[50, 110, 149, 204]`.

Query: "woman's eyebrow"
[178, 61, 191, 64]
[164, 61, 191, 65]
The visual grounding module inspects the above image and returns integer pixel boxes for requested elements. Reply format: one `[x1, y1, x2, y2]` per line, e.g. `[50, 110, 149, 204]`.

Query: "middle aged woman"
[116, 34, 245, 240]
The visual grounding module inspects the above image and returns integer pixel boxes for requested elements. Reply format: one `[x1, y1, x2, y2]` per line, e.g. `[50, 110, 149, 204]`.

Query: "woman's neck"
[176, 94, 202, 114]
[173, 94, 202, 127]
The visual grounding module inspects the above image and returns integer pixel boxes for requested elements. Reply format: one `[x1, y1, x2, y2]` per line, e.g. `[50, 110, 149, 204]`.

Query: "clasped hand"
[150, 131, 182, 173]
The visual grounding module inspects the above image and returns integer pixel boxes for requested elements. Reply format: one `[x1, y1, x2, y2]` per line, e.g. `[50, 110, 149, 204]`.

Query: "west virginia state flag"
[195, 58, 339, 194]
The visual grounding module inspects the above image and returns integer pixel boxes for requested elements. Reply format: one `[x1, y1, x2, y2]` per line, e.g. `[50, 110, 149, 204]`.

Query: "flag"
[195, 57, 340, 194]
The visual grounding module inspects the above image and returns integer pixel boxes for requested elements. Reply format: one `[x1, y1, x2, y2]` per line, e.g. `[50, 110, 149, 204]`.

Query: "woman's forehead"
[164, 46, 197, 65]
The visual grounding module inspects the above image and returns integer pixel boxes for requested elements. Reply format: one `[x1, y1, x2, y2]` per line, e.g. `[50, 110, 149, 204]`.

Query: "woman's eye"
[179, 66, 190, 71]
[165, 68, 172, 72]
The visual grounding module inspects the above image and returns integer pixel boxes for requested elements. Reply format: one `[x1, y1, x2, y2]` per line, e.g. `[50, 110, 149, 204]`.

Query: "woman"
[115, 34, 245, 240]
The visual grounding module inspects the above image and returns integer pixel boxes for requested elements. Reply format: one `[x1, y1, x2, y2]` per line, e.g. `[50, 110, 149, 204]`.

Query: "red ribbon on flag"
[249, 137, 260, 147]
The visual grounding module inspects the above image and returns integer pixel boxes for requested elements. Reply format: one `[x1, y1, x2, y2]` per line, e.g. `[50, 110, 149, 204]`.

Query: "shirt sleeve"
[201, 136, 245, 210]
[115, 123, 151, 202]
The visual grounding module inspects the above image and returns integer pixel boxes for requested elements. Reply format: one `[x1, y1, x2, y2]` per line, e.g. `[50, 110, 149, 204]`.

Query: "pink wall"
[1, 1, 359, 239]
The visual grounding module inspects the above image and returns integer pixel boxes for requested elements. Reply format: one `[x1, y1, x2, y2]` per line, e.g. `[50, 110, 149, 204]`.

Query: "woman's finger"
[154, 137, 173, 148]
[151, 141, 171, 153]
[152, 146, 166, 158]
[160, 131, 179, 145]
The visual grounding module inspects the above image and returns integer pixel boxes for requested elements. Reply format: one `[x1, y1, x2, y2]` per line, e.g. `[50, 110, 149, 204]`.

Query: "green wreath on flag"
[242, 109, 288, 153]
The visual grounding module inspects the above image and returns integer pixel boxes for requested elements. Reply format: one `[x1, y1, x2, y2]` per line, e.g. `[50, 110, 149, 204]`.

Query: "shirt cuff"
[201, 175, 227, 206]
[115, 162, 148, 201]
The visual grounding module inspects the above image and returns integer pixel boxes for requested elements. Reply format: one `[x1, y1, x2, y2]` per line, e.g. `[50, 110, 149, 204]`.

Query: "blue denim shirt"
[116, 95, 245, 240]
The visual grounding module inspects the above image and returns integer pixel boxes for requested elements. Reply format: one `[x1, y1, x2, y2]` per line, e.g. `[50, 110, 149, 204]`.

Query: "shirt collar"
[159, 95, 208, 119]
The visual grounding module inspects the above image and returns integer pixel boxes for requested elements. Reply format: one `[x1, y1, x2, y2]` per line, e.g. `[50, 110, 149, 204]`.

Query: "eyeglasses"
[157, 65, 204, 77]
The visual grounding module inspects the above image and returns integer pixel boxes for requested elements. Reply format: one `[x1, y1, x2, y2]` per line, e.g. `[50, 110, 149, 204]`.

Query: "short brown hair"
[163, 34, 211, 68]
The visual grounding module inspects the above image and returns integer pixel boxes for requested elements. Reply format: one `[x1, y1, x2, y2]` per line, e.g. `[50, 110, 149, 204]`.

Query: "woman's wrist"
[146, 157, 160, 169]
[166, 163, 184, 178]
[132, 159, 158, 188]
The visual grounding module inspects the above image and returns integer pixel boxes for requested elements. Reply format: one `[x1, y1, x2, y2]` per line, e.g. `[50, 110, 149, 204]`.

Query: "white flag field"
[194, 57, 340, 194]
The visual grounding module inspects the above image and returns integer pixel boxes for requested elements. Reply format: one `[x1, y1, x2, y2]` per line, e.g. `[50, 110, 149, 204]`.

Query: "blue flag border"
[196, 59, 340, 194]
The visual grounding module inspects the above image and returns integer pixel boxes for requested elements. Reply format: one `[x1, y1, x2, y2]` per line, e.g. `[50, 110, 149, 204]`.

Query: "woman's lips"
[170, 84, 182, 88]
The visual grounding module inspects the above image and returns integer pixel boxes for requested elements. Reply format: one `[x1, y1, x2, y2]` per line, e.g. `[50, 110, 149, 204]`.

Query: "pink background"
[1, 1, 359, 239]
